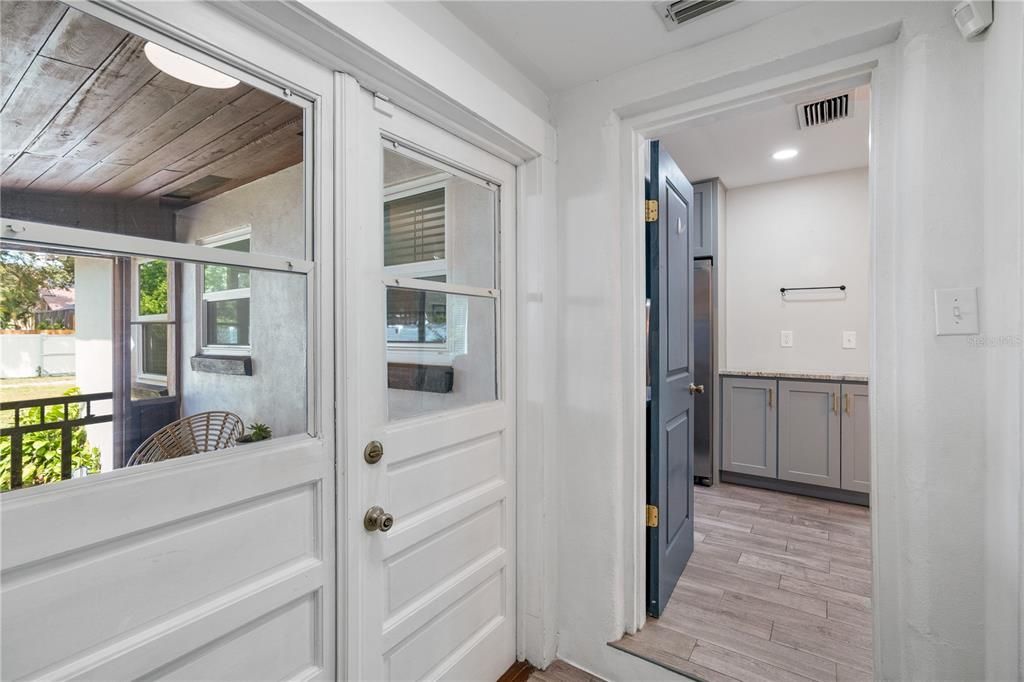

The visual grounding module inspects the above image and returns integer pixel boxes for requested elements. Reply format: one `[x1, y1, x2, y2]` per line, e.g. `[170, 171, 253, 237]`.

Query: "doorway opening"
[621, 77, 875, 681]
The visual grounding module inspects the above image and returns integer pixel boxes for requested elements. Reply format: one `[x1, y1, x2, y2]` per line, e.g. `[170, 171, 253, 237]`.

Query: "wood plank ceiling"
[0, 1, 303, 207]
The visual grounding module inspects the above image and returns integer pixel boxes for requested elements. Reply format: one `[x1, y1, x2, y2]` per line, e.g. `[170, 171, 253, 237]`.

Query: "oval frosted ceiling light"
[772, 148, 799, 161]
[144, 42, 239, 89]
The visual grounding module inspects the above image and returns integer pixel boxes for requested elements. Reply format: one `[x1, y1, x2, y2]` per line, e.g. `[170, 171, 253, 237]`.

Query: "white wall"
[723, 168, 870, 374]
[0, 334, 75, 379]
[550, 2, 1023, 680]
[74, 257, 114, 472]
[175, 165, 307, 438]
[979, 3, 1023, 679]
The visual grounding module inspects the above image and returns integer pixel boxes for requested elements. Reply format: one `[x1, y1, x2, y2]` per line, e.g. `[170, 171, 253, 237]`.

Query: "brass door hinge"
[645, 199, 658, 222]
[646, 504, 659, 528]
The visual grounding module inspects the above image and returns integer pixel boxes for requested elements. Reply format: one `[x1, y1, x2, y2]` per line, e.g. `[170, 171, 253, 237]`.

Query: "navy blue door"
[646, 140, 695, 617]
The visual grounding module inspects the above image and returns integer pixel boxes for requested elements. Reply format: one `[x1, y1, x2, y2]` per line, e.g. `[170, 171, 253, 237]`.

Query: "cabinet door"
[722, 377, 777, 477]
[841, 383, 871, 493]
[778, 380, 841, 488]
[692, 180, 715, 259]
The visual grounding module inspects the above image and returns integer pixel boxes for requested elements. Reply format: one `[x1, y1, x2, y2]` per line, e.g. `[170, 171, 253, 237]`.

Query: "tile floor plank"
[661, 612, 838, 681]
[681, 565, 828, 617]
[771, 624, 873, 673]
[827, 602, 873, 630]
[779, 576, 872, 612]
[661, 600, 775, 640]
[610, 635, 742, 682]
[689, 642, 825, 682]
[687, 553, 783, 588]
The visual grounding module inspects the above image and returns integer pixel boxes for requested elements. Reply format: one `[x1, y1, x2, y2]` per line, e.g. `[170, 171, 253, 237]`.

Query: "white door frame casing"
[614, 50, 888, 651]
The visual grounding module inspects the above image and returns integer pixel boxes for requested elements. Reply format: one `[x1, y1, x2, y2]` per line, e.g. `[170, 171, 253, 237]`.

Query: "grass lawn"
[1, 376, 78, 428]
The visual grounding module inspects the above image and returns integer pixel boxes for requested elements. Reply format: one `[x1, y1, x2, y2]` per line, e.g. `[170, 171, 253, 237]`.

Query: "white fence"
[0, 333, 76, 379]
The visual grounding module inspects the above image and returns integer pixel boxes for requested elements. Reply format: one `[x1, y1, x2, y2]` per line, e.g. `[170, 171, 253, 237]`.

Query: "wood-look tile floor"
[612, 483, 873, 682]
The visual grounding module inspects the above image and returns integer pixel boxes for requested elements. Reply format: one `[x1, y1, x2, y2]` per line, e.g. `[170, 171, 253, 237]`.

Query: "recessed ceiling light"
[772, 148, 799, 161]
[144, 42, 239, 89]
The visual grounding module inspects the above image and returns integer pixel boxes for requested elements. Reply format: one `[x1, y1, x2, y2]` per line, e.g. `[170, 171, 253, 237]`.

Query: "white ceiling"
[659, 84, 870, 189]
[441, 1, 805, 94]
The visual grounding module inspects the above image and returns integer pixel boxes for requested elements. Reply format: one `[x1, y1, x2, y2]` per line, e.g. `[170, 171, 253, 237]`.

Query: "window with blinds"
[383, 188, 445, 266]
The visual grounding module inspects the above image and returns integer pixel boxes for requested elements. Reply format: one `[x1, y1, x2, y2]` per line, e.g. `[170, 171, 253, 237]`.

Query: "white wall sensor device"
[953, 0, 993, 39]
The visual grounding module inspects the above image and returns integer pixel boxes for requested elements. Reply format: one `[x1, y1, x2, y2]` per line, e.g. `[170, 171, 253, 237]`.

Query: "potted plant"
[237, 422, 272, 443]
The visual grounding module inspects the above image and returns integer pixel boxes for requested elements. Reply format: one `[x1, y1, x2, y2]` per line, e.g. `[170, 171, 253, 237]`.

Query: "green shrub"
[0, 388, 101, 492]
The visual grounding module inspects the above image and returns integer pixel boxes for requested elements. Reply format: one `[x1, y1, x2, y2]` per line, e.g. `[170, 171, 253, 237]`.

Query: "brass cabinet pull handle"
[768, 388, 773, 409]
[845, 393, 852, 416]
[832, 392, 839, 415]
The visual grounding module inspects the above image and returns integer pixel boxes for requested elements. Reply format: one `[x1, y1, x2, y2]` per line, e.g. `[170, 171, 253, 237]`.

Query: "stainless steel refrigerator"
[693, 258, 714, 484]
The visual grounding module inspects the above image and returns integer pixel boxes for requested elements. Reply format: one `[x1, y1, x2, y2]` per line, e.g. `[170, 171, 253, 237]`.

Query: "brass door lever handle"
[689, 383, 705, 395]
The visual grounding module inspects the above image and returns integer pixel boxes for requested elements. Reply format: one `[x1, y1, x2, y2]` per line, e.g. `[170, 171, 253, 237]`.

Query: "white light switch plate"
[780, 330, 793, 347]
[934, 287, 980, 336]
[842, 331, 857, 349]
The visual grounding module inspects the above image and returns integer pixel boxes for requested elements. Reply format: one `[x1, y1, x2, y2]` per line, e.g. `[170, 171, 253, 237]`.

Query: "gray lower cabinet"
[721, 377, 777, 478]
[778, 380, 841, 488]
[841, 383, 871, 493]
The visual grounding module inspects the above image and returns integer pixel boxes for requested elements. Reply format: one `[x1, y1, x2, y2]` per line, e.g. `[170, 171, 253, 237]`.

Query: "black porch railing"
[1, 392, 113, 490]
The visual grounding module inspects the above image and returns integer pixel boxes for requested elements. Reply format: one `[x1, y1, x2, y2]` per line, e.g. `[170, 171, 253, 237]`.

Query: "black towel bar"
[780, 285, 846, 294]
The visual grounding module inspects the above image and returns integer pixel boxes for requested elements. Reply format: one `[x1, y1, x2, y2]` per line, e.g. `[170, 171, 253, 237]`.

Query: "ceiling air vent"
[797, 92, 853, 129]
[656, 0, 736, 31]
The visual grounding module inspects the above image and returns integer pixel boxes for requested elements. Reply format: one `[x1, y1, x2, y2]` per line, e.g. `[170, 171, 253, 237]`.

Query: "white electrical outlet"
[934, 287, 980, 336]
[780, 330, 793, 348]
[842, 331, 857, 349]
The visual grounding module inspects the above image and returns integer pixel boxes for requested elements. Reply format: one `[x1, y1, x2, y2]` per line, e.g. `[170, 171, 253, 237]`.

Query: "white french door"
[342, 85, 518, 681]
[0, 3, 336, 679]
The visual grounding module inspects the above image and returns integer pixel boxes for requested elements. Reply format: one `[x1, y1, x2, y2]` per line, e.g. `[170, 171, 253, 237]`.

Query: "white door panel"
[1, 439, 333, 680]
[346, 90, 516, 681]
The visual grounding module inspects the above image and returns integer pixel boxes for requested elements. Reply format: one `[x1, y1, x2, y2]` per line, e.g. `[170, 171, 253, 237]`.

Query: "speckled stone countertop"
[719, 369, 869, 383]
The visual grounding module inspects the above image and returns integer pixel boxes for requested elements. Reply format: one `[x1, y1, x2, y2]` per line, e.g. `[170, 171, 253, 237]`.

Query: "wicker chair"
[127, 411, 244, 467]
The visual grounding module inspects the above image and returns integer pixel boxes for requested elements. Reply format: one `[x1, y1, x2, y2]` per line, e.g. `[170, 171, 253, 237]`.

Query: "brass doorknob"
[363, 506, 394, 532]
[689, 383, 705, 395]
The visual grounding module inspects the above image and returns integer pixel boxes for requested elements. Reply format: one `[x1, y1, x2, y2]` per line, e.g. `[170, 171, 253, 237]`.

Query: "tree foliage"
[0, 250, 75, 329]
[138, 260, 168, 316]
[0, 388, 101, 492]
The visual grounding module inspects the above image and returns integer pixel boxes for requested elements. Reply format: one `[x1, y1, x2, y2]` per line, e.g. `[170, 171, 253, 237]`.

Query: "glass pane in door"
[385, 288, 497, 420]
[382, 146, 497, 289]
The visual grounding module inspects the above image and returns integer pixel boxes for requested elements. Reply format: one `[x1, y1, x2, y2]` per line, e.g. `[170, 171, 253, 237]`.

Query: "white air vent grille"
[656, 0, 736, 30]
[797, 92, 853, 129]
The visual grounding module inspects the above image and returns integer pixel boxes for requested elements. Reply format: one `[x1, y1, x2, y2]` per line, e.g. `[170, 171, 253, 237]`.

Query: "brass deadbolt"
[364, 506, 394, 533]
[364, 440, 383, 464]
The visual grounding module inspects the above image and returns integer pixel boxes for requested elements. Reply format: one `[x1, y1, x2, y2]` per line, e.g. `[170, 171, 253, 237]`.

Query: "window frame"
[131, 256, 172, 388]
[197, 226, 253, 356]
[383, 177, 455, 361]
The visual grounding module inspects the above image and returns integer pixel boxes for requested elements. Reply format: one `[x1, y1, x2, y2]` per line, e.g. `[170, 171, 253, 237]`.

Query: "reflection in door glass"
[0, 248, 309, 492]
[385, 288, 497, 420]
[382, 147, 496, 289]
[382, 145, 500, 421]
[0, 2, 313, 493]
